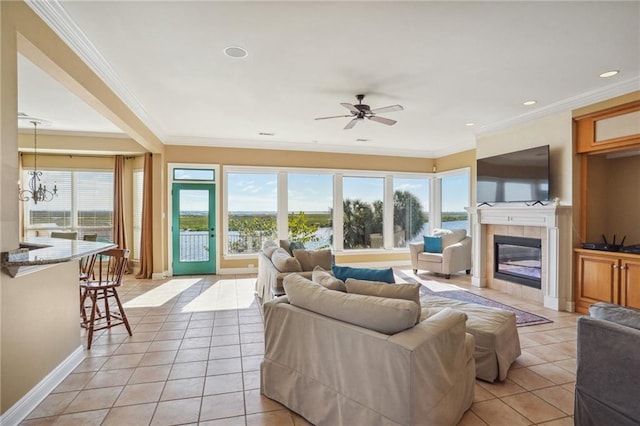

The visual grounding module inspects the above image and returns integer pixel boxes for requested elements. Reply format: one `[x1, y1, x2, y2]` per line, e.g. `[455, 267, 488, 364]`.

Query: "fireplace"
[494, 235, 542, 289]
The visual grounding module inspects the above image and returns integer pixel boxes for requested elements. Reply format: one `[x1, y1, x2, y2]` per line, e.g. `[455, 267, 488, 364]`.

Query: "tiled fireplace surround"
[468, 205, 574, 312]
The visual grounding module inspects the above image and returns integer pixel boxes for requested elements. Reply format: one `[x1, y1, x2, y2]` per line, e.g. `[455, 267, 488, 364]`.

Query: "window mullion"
[277, 172, 288, 241]
[72, 172, 79, 230]
[383, 175, 394, 249]
[333, 174, 343, 251]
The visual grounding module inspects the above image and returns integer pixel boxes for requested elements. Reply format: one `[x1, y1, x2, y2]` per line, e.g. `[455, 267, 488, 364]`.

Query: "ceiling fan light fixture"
[599, 70, 619, 78]
[223, 46, 248, 59]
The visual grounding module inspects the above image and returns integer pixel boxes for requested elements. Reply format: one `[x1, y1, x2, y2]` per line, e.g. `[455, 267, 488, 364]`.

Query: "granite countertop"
[2, 237, 117, 277]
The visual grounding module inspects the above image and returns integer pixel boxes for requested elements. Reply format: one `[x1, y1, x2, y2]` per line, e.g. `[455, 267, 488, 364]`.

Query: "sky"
[225, 172, 469, 213]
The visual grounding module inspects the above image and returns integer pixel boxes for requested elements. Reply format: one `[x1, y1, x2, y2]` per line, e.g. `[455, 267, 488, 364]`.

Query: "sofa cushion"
[418, 252, 444, 263]
[345, 278, 421, 324]
[331, 265, 395, 283]
[283, 274, 419, 335]
[271, 248, 302, 272]
[424, 236, 442, 253]
[293, 249, 333, 272]
[433, 228, 467, 249]
[312, 266, 346, 292]
[589, 302, 640, 330]
[345, 278, 421, 308]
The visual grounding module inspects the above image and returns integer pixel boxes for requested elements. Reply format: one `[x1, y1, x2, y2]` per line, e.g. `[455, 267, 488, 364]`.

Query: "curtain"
[136, 153, 154, 279]
[113, 155, 129, 272]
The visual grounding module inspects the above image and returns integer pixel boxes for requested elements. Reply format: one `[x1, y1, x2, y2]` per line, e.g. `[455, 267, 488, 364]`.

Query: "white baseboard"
[0, 346, 85, 426]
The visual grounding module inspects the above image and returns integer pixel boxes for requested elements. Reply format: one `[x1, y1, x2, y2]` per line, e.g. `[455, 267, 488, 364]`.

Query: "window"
[440, 171, 470, 233]
[222, 166, 470, 256]
[393, 177, 429, 247]
[133, 170, 143, 259]
[288, 173, 333, 249]
[23, 170, 113, 240]
[226, 172, 277, 254]
[343, 176, 384, 249]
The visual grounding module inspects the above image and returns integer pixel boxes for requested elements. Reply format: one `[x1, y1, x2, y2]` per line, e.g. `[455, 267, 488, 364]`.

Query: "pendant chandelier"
[18, 120, 57, 204]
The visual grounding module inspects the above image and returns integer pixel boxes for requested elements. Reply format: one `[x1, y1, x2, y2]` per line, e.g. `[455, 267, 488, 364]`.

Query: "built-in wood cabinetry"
[575, 249, 640, 313]
[574, 97, 640, 313]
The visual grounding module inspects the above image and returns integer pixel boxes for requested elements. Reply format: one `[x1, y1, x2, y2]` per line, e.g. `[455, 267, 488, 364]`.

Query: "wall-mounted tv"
[476, 145, 550, 204]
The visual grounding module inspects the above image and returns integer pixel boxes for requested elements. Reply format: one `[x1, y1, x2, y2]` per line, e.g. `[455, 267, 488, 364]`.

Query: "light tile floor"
[21, 272, 578, 425]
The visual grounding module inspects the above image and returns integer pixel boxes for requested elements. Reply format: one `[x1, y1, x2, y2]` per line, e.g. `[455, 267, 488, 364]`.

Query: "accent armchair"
[409, 228, 471, 279]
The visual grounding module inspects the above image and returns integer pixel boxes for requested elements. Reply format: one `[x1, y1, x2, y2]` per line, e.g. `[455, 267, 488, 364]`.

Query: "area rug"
[394, 270, 552, 327]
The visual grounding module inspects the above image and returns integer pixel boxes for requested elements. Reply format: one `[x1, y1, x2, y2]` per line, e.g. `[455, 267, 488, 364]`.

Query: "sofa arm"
[409, 242, 424, 268]
[441, 237, 471, 274]
[575, 316, 640, 425]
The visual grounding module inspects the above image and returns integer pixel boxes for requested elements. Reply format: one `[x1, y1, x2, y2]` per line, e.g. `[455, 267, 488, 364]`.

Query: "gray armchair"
[575, 302, 640, 426]
[409, 228, 471, 279]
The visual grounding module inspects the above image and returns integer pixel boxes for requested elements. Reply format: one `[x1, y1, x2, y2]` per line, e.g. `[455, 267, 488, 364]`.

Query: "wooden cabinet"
[574, 100, 640, 154]
[575, 249, 640, 313]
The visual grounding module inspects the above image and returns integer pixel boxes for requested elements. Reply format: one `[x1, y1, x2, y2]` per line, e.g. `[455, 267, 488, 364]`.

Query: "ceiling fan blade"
[315, 114, 352, 120]
[344, 118, 359, 130]
[340, 103, 359, 114]
[370, 104, 404, 114]
[368, 116, 397, 126]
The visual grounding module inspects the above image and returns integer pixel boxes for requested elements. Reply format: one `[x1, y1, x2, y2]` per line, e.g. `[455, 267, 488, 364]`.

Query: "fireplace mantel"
[467, 204, 574, 311]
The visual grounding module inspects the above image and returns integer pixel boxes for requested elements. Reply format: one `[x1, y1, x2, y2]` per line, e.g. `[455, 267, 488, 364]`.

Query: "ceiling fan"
[315, 94, 404, 130]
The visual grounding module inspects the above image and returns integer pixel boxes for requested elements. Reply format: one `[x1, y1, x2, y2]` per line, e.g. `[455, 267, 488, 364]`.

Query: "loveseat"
[575, 302, 640, 426]
[409, 228, 472, 278]
[254, 240, 333, 304]
[261, 274, 475, 426]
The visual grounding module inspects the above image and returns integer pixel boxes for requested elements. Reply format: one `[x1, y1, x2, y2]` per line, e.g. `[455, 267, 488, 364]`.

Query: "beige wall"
[476, 111, 574, 204]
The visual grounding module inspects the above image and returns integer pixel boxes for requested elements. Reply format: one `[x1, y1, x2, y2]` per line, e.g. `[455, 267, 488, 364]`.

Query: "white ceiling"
[19, 1, 640, 157]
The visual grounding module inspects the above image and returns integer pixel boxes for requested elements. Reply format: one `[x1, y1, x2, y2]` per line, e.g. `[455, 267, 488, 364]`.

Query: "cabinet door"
[575, 253, 619, 312]
[620, 259, 640, 310]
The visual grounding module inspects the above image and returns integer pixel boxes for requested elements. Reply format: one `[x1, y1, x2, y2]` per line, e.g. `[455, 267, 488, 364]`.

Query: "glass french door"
[172, 183, 216, 275]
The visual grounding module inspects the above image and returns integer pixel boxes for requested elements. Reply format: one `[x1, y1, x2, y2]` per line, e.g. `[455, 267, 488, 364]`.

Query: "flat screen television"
[476, 145, 550, 204]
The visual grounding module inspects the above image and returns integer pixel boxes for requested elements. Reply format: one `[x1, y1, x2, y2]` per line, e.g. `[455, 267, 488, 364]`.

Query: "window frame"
[22, 167, 115, 240]
[223, 165, 462, 258]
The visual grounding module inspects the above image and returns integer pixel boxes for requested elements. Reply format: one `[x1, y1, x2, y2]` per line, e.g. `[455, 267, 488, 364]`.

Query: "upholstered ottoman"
[421, 295, 521, 382]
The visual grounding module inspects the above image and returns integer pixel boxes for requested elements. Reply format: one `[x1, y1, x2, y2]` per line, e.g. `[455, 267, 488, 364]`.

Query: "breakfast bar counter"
[1, 237, 116, 277]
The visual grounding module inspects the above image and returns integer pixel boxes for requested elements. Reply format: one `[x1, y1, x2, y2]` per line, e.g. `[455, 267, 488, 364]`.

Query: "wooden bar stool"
[80, 248, 132, 349]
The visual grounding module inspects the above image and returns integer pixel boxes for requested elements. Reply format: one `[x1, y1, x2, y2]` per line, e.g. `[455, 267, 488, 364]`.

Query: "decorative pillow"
[289, 241, 305, 251]
[331, 265, 395, 283]
[424, 236, 442, 253]
[293, 249, 332, 272]
[312, 266, 346, 292]
[283, 274, 419, 335]
[279, 239, 292, 255]
[432, 228, 467, 249]
[271, 248, 302, 272]
[345, 278, 421, 323]
[263, 245, 278, 258]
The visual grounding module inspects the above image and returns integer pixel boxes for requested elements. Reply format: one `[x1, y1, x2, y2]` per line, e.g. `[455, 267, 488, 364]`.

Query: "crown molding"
[24, 0, 167, 141]
[477, 76, 640, 136]
[166, 135, 443, 159]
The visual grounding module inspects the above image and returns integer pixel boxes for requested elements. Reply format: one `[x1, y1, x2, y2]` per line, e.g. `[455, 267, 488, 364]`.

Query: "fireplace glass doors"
[494, 235, 542, 289]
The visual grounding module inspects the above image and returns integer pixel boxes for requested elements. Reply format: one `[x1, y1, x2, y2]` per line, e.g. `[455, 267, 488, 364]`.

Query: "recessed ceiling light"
[356, 138, 370, 142]
[465, 122, 476, 127]
[223, 46, 248, 59]
[258, 132, 274, 136]
[599, 70, 619, 78]
[523, 100, 537, 106]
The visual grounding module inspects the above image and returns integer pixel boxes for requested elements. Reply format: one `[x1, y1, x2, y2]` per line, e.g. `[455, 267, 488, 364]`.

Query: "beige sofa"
[409, 228, 472, 278]
[261, 274, 475, 426]
[254, 240, 333, 304]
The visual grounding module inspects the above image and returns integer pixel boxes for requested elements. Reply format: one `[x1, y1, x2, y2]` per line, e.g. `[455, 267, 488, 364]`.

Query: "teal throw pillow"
[331, 265, 395, 283]
[424, 236, 442, 253]
[289, 241, 305, 251]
